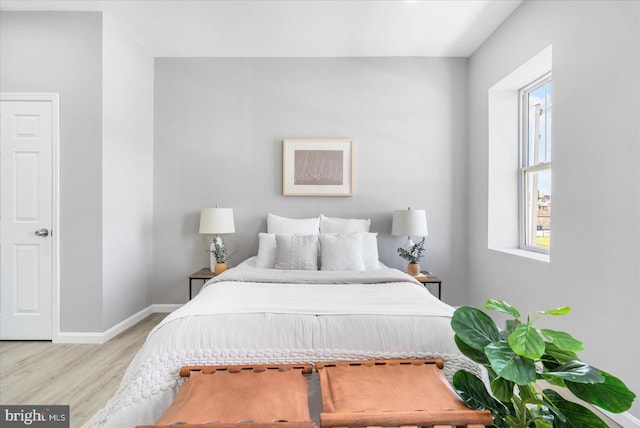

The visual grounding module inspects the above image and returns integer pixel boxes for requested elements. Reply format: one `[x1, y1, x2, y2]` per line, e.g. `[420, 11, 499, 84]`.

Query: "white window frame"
[519, 73, 552, 254]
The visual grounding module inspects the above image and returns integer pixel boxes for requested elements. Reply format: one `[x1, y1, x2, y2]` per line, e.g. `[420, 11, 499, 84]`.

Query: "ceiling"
[0, 0, 522, 57]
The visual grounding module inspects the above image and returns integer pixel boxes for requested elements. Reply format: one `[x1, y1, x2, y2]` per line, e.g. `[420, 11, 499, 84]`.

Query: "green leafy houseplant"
[451, 300, 635, 428]
[397, 237, 426, 264]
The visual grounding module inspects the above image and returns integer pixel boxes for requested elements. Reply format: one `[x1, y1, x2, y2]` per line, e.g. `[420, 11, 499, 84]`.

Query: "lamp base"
[210, 241, 216, 271]
[403, 237, 415, 250]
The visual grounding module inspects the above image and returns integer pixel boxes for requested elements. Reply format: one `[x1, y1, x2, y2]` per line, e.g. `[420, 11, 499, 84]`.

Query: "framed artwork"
[283, 139, 353, 196]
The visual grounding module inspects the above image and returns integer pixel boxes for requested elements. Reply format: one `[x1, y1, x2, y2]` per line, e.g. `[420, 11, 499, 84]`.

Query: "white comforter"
[88, 267, 481, 427]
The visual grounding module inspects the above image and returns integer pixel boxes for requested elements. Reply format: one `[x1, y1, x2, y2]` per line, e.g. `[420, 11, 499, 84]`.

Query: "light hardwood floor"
[0, 313, 167, 428]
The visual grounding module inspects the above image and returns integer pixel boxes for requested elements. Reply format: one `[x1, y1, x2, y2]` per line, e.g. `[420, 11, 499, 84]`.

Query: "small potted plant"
[450, 299, 635, 427]
[397, 237, 426, 276]
[211, 236, 228, 275]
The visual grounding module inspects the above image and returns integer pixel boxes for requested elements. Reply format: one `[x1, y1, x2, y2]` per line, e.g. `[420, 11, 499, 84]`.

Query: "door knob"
[35, 228, 49, 237]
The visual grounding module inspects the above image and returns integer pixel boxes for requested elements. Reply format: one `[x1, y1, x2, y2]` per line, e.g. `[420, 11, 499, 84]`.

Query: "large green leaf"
[542, 389, 608, 428]
[490, 376, 514, 402]
[454, 334, 490, 366]
[484, 299, 521, 318]
[502, 319, 521, 341]
[509, 324, 545, 359]
[541, 373, 567, 388]
[518, 383, 542, 405]
[542, 342, 579, 367]
[566, 370, 636, 413]
[540, 329, 584, 353]
[485, 340, 536, 385]
[452, 370, 507, 423]
[451, 306, 501, 351]
[544, 361, 604, 384]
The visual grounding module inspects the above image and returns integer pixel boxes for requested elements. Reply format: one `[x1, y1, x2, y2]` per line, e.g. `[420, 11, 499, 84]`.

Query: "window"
[488, 45, 551, 261]
[519, 74, 552, 253]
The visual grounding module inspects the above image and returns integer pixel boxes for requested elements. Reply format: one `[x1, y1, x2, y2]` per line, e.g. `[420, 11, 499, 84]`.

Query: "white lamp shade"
[391, 209, 428, 237]
[199, 208, 235, 234]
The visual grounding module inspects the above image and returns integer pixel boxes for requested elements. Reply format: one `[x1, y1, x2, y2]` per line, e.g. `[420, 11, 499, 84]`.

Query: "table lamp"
[199, 207, 235, 273]
[391, 207, 428, 276]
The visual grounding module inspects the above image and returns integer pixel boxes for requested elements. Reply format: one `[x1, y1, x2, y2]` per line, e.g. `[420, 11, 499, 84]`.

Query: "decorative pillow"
[319, 233, 366, 271]
[267, 213, 320, 234]
[275, 234, 319, 270]
[319, 214, 371, 233]
[255, 233, 277, 268]
[361, 232, 380, 270]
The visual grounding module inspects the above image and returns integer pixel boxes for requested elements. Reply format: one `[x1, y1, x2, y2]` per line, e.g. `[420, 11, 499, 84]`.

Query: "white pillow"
[361, 232, 380, 270]
[319, 214, 371, 233]
[267, 213, 320, 234]
[275, 234, 319, 270]
[319, 233, 366, 271]
[255, 233, 277, 268]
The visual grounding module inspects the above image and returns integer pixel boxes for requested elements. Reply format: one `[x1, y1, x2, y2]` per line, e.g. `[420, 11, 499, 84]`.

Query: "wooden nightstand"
[414, 272, 442, 300]
[188, 268, 216, 300]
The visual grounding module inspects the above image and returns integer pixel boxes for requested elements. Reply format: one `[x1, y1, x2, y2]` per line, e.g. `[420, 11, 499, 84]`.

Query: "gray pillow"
[275, 234, 319, 270]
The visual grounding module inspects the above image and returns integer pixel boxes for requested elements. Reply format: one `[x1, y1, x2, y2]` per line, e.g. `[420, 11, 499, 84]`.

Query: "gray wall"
[0, 12, 104, 332]
[468, 0, 640, 419]
[102, 14, 155, 329]
[153, 57, 469, 304]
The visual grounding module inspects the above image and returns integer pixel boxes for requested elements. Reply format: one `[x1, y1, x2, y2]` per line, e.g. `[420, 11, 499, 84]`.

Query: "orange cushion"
[317, 360, 493, 428]
[156, 368, 311, 425]
[319, 362, 470, 412]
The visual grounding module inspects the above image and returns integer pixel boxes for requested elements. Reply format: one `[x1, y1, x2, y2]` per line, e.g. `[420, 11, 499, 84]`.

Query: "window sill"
[491, 248, 550, 263]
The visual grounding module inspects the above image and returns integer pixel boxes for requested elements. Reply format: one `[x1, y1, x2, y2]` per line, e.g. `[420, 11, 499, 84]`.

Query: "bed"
[88, 214, 482, 427]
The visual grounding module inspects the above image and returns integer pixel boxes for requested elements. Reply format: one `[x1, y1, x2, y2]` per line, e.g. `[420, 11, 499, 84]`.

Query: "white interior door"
[0, 96, 56, 340]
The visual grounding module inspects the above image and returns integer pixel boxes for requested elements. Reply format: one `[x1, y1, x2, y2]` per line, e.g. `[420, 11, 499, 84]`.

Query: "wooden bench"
[138, 359, 492, 428]
[316, 359, 493, 428]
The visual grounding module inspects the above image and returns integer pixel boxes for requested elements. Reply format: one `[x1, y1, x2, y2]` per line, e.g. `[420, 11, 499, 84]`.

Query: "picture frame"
[283, 139, 353, 196]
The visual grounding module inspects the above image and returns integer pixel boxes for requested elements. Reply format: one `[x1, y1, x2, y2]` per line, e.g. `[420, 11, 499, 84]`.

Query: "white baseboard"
[152, 303, 183, 313]
[54, 304, 183, 344]
[102, 306, 154, 343]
